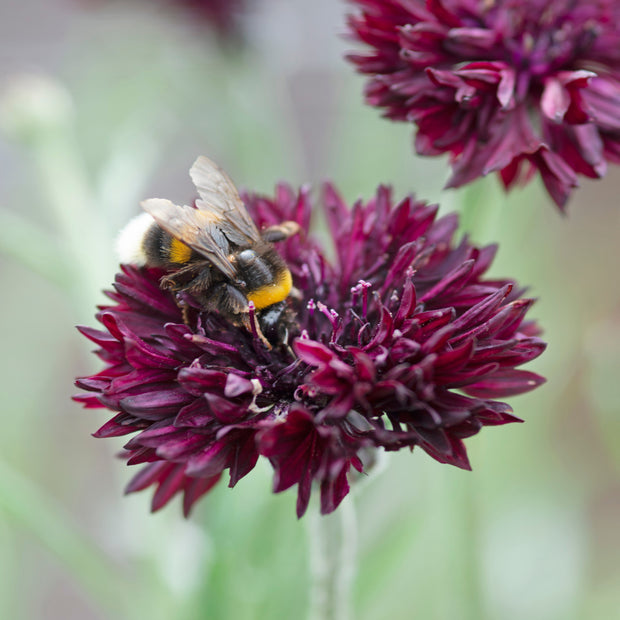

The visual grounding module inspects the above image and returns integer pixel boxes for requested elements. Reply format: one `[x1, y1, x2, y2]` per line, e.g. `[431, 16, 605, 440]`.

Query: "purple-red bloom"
[347, 0, 620, 209]
[75, 182, 546, 518]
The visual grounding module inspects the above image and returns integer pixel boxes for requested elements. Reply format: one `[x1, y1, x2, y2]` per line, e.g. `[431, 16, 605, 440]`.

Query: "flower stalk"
[307, 494, 357, 620]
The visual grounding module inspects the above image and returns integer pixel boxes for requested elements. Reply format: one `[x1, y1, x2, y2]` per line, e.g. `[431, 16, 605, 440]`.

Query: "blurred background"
[1, 1, 619, 619]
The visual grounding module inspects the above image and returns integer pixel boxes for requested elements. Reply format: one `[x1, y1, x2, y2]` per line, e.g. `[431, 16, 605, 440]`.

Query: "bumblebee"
[117, 156, 300, 347]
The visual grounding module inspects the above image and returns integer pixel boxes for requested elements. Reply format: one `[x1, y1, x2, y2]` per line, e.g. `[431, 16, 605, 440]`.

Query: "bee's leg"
[165, 293, 192, 325]
[166, 294, 191, 325]
[205, 282, 269, 347]
[209, 282, 271, 348]
[181, 303, 191, 325]
[160, 262, 203, 291]
[261, 221, 300, 243]
[183, 272, 216, 313]
[241, 313, 272, 350]
[224, 287, 272, 349]
[207, 282, 248, 317]
[159, 265, 206, 325]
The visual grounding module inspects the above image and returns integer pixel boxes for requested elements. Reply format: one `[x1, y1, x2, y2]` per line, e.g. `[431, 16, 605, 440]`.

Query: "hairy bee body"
[117, 157, 299, 346]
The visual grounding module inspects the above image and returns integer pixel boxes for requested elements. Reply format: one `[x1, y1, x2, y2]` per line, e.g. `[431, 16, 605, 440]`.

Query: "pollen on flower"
[75, 180, 546, 518]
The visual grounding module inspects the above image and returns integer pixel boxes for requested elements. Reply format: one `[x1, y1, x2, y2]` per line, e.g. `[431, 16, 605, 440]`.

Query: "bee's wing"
[189, 156, 261, 246]
[141, 198, 238, 280]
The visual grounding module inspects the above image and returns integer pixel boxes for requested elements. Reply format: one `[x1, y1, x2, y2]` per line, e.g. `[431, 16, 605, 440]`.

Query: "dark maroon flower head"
[347, 0, 620, 209]
[75, 182, 546, 518]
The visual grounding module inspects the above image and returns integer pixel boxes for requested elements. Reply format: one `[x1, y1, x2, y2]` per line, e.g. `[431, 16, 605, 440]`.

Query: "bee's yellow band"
[247, 269, 292, 310]
[169, 238, 193, 264]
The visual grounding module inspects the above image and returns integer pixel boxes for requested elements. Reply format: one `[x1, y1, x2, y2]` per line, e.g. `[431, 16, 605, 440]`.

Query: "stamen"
[358, 280, 372, 319]
[306, 299, 316, 338]
[248, 301, 260, 341]
[317, 301, 339, 329]
[250, 378, 263, 395]
[317, 301, 342, 344]
[195, 312, 205, 335]
[246, 377, 272, 414]
[351, 281, 368, 313]
[390, 290, 399, 310]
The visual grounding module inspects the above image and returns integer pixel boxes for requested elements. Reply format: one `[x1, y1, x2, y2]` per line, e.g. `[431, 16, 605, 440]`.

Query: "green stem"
[424, 465, 485, 620]
[456, 178, 501, 244]
[306, 496, 357, 620]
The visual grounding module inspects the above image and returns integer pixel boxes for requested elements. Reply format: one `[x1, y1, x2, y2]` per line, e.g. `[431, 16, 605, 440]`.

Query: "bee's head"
[258, 302, 296, 347]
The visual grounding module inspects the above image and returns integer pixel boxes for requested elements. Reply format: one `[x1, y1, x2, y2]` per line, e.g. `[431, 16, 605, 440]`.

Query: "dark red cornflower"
[347, 0, 620, 209]
[75, 181, 546, 518]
